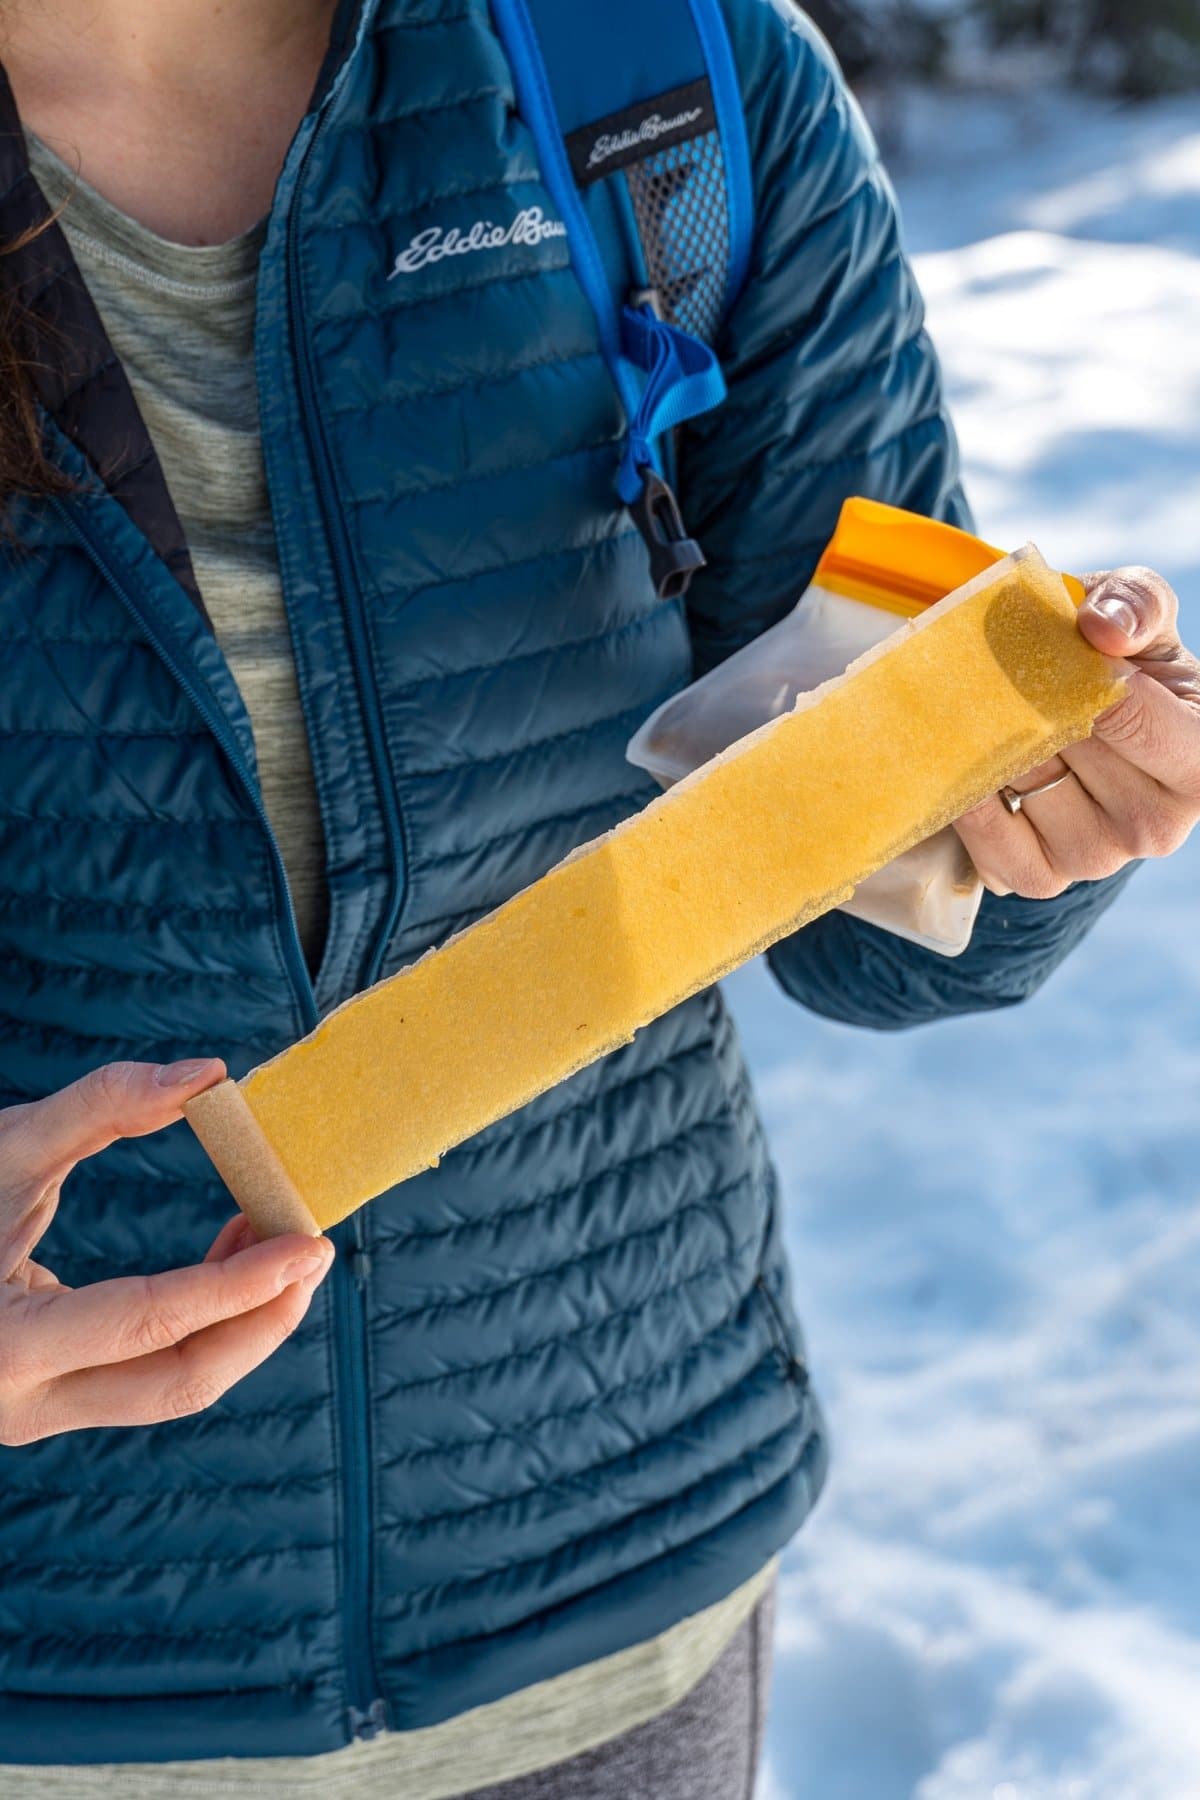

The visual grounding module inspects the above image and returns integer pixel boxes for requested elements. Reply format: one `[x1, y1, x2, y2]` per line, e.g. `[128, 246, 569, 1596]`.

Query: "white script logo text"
[388, 206, 567, 278]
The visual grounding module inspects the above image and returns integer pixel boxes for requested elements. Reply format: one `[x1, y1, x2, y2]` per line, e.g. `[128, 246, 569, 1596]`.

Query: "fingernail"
[279, 1244, 332, 1288]
[1089, 595, 1138, 638]
[154, 1057, 221, 1088]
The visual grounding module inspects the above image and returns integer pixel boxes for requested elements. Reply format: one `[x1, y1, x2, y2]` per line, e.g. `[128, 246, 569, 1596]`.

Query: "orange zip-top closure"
[813, 498, 1086, 617]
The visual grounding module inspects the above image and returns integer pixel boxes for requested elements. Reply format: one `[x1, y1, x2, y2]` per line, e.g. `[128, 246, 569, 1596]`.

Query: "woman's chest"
[0, 0, 693, 1016]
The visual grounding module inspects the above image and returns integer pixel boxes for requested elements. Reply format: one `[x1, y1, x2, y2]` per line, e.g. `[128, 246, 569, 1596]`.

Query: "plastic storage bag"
[626, 499, 1086, 957]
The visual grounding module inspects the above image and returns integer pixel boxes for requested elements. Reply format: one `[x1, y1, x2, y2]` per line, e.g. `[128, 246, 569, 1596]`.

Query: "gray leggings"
[461, 1572, 777, 1800]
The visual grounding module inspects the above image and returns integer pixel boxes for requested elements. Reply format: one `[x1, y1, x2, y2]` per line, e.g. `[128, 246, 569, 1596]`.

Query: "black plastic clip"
[630, 467, 707, 601]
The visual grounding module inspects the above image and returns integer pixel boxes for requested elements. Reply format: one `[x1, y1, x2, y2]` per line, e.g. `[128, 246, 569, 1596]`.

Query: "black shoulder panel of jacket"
[0, 65, 208, 622]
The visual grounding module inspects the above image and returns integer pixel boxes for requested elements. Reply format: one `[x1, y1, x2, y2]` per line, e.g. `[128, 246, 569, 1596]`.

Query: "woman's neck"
[2, 0, 343, 243]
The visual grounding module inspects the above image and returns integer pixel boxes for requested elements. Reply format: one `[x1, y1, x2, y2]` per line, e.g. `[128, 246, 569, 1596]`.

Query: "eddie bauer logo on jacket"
[388, 206, 566, 278]
[564, 77, 717, 186]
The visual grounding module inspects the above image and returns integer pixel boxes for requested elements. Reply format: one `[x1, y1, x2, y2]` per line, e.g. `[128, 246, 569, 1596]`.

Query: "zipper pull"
[348, 1697, 388, 1739]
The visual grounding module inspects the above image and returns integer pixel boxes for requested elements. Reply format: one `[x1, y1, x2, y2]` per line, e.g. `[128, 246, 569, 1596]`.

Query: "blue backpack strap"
[490, 0, 753, 599]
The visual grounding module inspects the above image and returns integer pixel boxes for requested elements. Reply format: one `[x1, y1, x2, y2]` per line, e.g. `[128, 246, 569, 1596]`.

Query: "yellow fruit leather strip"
[185, 548, 1125, 1235]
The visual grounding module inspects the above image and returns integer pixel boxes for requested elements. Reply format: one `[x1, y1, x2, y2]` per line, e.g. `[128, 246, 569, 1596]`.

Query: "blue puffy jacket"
[0, 0, 1127, 1764]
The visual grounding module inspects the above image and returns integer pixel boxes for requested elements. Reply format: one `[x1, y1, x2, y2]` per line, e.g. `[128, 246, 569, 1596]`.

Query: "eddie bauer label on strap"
[565, 78, 716, 186]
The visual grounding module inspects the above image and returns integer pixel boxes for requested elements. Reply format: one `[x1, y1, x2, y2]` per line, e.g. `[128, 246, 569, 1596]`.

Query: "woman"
[0, 0, 1195, 1794]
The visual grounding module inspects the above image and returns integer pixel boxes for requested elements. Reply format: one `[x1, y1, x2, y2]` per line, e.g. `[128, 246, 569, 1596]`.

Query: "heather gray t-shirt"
[15, 126, 774, 1796]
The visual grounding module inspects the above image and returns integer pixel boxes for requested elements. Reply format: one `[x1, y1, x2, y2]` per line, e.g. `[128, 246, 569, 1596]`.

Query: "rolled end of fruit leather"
[183, 1078, 322, 1240]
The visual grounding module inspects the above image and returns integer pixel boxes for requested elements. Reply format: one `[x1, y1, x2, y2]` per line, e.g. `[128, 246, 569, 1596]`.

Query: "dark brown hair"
[0, 192, 84, 524]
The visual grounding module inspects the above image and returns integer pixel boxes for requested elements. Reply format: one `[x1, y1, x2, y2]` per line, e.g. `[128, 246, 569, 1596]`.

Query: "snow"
[738, 86, 1200, 1800]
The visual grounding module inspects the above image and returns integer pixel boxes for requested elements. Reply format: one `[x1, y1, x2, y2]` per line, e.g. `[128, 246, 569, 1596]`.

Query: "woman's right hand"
[0, 1057, 334, 1445]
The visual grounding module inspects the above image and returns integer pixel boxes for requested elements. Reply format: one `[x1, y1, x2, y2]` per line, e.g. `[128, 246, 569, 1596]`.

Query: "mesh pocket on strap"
[625, 128, 730, 342]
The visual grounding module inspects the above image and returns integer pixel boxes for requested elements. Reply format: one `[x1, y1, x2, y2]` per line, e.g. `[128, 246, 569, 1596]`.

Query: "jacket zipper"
[285, 156, 408, 1000]
[283, 94, 403, 1741]
[51, 469, 391, 1741]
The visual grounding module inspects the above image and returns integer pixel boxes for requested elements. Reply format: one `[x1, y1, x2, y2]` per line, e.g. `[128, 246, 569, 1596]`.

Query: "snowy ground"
[736, 87, 1200, 1800]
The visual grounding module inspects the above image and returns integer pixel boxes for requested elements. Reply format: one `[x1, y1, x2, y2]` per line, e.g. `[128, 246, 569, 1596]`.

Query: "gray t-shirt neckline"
[24, 126, 269, 295]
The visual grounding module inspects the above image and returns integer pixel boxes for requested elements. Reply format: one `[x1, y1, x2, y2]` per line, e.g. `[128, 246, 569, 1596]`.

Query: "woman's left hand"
[954, 567, 1200, 898]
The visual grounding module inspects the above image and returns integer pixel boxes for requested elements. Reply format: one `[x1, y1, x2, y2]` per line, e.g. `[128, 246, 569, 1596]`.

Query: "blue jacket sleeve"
[674, 0, 1131, 1030]
[766, 873, 1136, 1031]
[679, 1, 973, 675]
